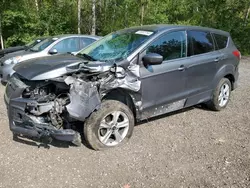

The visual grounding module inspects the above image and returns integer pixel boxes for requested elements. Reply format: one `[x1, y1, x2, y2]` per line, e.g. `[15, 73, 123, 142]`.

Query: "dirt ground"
[0, 57, 250, 188]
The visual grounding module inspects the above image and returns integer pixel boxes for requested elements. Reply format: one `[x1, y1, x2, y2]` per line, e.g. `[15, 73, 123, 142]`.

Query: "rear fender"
[212, 64, 235, 89]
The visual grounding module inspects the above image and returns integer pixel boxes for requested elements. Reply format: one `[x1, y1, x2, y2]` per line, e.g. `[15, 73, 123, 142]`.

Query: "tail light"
[232, 50, 241, 60]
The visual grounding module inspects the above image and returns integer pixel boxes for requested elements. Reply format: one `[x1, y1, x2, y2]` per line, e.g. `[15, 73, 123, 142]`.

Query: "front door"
[139, 31, 190, 113]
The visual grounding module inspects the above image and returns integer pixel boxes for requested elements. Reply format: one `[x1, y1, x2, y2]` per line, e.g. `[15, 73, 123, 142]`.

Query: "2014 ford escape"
[4, 25, 240, 150]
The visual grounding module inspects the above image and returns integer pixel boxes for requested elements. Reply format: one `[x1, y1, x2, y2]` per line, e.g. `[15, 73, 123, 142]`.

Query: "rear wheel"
[207, 78, 231, 111]
[84, 100, 134, 150]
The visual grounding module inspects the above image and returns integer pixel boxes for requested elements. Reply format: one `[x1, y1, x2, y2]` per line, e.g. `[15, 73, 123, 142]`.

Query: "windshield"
[25, 38, 45, 49]
[78, 30, 155, 62]
[30, 38, 57, 52]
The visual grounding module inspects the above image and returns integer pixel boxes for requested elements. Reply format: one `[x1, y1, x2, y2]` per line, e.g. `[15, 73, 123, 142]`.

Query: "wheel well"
[103, 89, 136, 116]
[224, 74, 235, 90]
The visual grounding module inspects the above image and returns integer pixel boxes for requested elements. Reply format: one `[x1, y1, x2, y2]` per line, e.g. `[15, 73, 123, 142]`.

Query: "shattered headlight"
[4, 56, 22, 65]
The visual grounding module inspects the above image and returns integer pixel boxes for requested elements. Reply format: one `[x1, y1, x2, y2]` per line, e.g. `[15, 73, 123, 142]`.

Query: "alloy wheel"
[218, 83, 230, 107]
[98, 111, 129, 146]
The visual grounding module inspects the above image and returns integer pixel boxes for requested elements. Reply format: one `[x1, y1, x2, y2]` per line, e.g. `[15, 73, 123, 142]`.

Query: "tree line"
[0, 0, 249, 54]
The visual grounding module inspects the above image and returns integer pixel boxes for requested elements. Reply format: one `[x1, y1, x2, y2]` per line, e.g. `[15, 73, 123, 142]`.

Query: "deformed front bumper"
[4, 81, 81, 145]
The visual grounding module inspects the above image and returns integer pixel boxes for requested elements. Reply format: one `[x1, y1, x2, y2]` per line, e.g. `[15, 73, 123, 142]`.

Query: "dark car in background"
[0, 34, 101, 84]
[4, 25, 240, 150]
[0, 37, 47, 58]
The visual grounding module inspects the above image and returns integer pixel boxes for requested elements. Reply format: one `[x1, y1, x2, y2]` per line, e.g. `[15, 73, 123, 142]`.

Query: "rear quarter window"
[213, 33, 228, 50]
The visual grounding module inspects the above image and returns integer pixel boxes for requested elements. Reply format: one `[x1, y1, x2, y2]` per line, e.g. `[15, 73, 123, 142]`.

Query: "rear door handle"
[178, 65, 185, 71]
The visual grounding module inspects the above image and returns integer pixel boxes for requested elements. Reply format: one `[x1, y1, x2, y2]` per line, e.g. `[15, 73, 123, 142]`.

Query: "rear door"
[185, 30, 221, 96]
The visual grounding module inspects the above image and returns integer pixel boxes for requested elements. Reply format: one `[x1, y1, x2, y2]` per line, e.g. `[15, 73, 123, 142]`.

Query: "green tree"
[0, 0, 249, 54]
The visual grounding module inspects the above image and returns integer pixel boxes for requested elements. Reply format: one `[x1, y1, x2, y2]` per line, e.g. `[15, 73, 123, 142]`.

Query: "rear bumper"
[233, 80, 238, 90]
[232, 68, 239, 90]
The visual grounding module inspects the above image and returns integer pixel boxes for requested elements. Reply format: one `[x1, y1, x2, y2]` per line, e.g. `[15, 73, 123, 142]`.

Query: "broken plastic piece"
[65, 76, 101, 121]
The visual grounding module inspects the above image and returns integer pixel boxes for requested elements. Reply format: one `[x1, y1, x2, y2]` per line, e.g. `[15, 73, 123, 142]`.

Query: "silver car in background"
[0, 37, 47, 58]
[0, 34, 101, 84]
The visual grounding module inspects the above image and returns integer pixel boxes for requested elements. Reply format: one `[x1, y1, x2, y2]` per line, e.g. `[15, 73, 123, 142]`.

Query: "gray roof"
[120, 24, 229, 36]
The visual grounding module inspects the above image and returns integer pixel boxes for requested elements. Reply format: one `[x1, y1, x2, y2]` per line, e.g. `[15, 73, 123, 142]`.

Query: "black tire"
[84, 100, 134, 150]
[207, 78, 232, 111]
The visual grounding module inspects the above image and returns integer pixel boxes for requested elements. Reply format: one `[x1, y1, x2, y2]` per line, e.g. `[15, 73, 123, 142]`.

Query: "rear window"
[213, 33, 228, 50]
[188, 31, 214, 56]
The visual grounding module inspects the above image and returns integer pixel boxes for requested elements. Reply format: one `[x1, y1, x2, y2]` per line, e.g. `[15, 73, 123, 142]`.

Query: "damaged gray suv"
[4, 25, 240, 150]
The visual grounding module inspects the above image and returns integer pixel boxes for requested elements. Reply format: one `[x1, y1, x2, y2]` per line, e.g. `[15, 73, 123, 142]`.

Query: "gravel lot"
[0, 57, 250, 188]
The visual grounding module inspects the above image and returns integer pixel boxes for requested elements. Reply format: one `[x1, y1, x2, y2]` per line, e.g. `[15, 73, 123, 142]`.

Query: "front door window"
[52, 38, 80, 53]
[146, 31, 187, 61]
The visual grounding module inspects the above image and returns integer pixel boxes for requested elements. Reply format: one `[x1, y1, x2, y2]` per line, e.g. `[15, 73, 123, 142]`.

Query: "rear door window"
[213, 33, 228, 50]
[146, 31, 187, 61]
[80, 38, 96, 49]
[187, 31, 214, 56]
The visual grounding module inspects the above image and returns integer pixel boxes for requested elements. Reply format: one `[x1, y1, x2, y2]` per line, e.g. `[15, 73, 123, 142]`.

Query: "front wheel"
[207, 78, 232, 111]
[84, 100, 135, 150]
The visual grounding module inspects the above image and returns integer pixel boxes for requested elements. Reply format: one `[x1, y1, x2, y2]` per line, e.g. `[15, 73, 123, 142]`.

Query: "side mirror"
[48, 49, 58, 55]
[142, 53, 163, 65]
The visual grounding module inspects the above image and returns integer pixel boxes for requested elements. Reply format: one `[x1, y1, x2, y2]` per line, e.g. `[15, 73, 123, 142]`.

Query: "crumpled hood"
[13, 54, 84, 80]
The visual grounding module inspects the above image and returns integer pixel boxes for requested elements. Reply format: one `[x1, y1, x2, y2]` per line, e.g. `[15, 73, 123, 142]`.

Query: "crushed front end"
[4, 61, 141, 146]
[4, 73, 101, 146]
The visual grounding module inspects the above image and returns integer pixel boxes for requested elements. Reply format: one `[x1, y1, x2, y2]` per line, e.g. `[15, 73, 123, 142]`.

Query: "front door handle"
[178, 65, 185, 71]
[214, 57, 220, 62]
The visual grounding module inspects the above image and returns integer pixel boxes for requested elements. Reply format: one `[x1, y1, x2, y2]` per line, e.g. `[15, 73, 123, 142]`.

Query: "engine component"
[27, 101, 53, 116]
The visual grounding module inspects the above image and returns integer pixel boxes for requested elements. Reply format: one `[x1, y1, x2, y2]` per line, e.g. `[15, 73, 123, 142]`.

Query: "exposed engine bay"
[5, 62, 141, 146]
